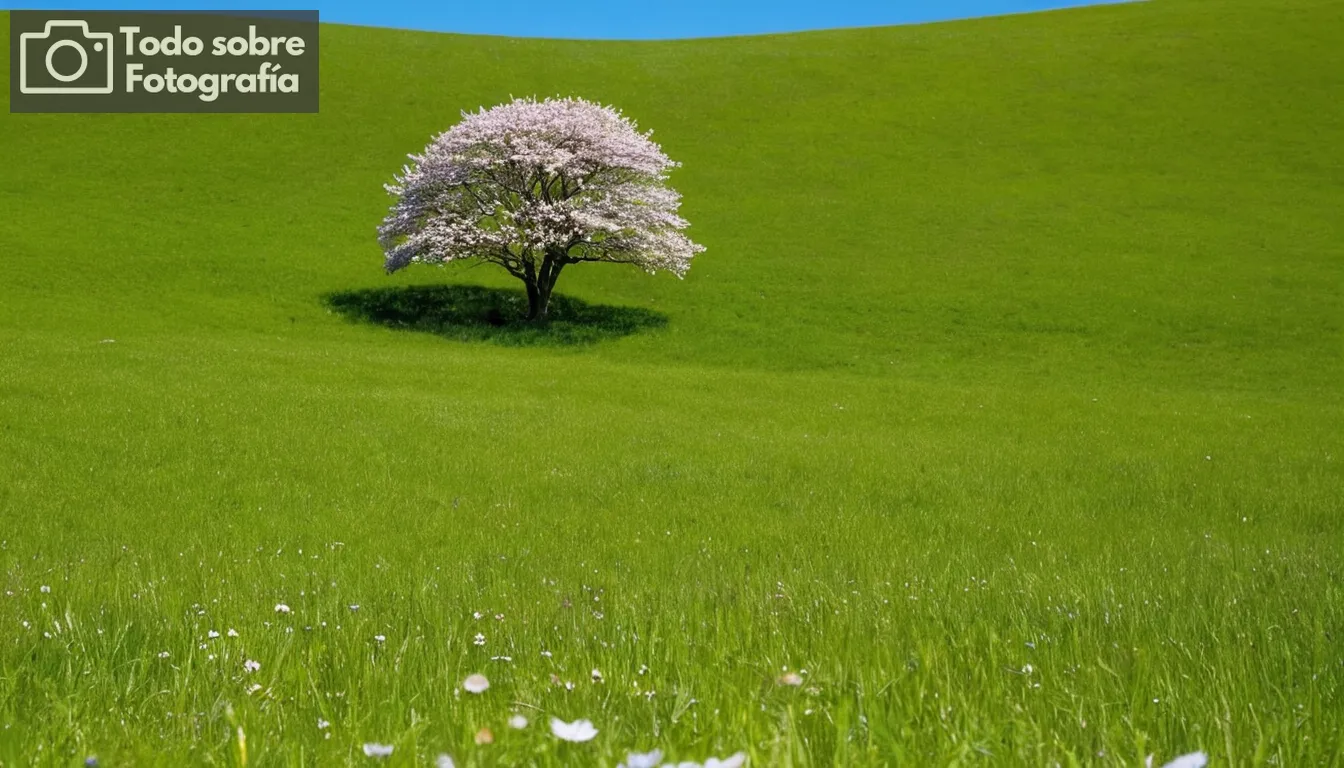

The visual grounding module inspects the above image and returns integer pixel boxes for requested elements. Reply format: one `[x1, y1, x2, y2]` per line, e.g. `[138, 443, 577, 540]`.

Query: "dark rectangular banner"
[9, 9, 319, 113]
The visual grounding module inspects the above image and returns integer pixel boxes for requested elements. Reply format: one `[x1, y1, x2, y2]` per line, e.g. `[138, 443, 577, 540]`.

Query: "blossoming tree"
[377, 97, 704, 321]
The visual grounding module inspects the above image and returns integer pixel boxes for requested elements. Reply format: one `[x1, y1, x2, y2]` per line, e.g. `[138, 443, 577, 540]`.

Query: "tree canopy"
[377, 97, 704, 320]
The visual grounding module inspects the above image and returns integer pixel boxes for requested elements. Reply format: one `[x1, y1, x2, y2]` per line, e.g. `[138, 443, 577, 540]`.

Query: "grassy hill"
[1, 0, 1341, 764]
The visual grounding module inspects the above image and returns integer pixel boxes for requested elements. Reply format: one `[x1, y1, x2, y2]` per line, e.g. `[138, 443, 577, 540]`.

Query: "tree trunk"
[525, 279, 551, 321]
[525, 279, 545, 321]
[524, 255, 564, 322]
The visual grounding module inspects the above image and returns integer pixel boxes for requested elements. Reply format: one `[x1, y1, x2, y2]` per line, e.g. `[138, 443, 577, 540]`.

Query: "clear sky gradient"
[5, 0, 1126, 39]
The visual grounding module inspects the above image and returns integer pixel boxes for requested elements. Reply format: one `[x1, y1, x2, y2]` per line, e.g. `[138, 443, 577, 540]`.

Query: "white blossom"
[549, 717, 598, 742]
[378, 97, 704, 320]
[362, 743, 394, 758]
[620, 749, 663, 768]
[1162, 753, 1208, 768]
[463, 674, 490, 694]
[668, 753, 748, 768]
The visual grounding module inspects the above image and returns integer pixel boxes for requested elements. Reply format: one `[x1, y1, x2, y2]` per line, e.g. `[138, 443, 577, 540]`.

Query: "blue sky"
[6, 0, 1123, 39]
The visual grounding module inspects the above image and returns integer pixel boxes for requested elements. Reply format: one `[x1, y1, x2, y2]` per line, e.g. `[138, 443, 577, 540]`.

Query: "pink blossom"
[379, 97, 703, 320]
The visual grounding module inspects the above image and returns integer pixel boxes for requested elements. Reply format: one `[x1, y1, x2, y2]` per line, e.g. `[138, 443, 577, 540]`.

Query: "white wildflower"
[660, 753, 746, 768]
[362, 743, 393, 758]
[463, 673, 490, 694]
[620, 749, 663, 768]
[1162, 753, 1208, 768]
[549, 717, 598, 742]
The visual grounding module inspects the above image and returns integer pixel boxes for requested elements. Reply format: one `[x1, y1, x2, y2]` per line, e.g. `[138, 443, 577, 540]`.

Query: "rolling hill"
[1, 1, 1341, 764]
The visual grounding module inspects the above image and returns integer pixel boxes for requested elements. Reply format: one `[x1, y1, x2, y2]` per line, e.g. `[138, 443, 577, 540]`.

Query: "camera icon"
[19, 20, 115, 94]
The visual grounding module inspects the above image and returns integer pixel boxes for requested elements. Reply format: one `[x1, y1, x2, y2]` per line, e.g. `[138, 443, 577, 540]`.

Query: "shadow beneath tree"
[323, 284, 668, 346]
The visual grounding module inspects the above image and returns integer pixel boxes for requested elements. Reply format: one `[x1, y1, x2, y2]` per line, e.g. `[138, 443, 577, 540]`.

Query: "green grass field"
[2, 0, 1342, 764]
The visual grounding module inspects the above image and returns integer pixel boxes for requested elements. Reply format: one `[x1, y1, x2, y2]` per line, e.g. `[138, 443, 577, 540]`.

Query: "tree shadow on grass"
[323, 284, 668, 346]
